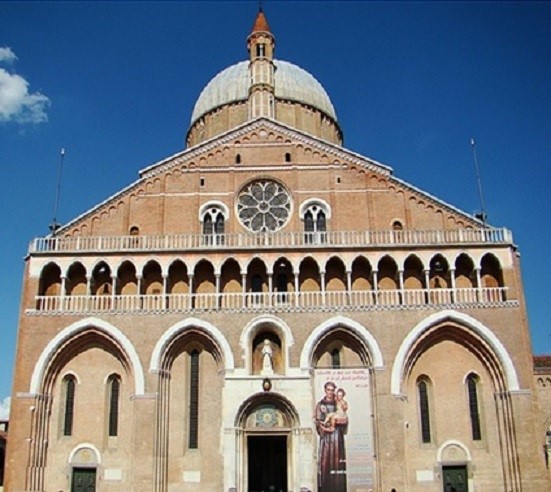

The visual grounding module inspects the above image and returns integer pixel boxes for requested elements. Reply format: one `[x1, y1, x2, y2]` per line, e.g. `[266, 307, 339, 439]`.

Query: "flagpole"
[471, 138, 487, 226]
[49, 148, 65, 234]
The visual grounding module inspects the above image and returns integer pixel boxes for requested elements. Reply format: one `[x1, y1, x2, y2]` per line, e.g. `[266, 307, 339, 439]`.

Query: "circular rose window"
[237, 180, 291, 232]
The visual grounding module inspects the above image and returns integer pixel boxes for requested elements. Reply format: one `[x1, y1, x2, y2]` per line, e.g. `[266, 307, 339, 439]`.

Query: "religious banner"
[313, 368, 374, 492]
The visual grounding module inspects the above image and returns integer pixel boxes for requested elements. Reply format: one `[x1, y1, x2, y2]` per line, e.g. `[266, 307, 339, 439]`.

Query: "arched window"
[256, 43, 265, 57]
[417, 378, 431, 443]
[107, 375, 120, 437]
[203, 215, 213, 235]
[304, 211, 314, 234]
[300, 199, 330, 244]
[467, 374, 482, 441]
[392, 220, 403, 231]
[200, 203, 228, 245]
[63, 375, 76, 436]
[189, 350, 200, 449]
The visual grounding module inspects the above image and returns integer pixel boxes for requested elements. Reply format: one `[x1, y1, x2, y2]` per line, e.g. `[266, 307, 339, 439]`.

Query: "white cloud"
[0, 67, 50, 124]
[0, 396, 10, 420]
[0, 47, 18, 63]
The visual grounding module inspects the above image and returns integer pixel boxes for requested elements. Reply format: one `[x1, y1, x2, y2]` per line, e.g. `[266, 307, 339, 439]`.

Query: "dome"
[190, 59, 338, 125]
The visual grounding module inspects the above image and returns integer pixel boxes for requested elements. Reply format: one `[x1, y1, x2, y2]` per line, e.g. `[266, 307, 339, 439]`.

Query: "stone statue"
[261, 339, 274, 375]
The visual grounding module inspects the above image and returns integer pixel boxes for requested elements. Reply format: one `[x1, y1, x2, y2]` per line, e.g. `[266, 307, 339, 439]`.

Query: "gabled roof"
[141, 116, 392, 179]
[54, 117, 481, 235]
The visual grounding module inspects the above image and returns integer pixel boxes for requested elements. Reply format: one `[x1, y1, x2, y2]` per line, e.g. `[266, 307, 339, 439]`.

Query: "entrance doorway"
[442, 465, 468, 492]
[248, 435, 287, 492]
[71, 467, 96, 492]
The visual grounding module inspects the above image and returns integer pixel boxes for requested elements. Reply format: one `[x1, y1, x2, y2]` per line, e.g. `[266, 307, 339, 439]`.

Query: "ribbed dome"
[190, 59, 338, 125]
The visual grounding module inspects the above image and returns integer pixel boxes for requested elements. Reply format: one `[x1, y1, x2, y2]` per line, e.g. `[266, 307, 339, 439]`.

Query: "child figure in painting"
[322, 388, 348, 428]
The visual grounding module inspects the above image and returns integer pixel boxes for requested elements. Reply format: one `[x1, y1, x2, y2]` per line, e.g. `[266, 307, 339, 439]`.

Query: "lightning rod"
[49, 148, 65, 234]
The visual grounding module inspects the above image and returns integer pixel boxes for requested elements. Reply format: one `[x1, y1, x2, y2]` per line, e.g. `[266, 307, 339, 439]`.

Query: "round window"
[237, 180, 291, 232]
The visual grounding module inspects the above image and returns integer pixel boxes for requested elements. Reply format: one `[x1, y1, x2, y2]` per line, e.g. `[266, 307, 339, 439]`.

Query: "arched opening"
[252, 331, 282, 375]
[481, 253, 504, 302]
[220, 258, 242, 308]
[155, 327, 225, 489]
[403, 255, 424, 304]
[311, 324, 376, 491]
[39, 262, 61, 296]
[91, 262, 111, 296]
[351, 256, 373, 306]
[247, 258, 268, 306]
[235, 394, 300, 492]
[273, 257, 293, 304]
[194, 260, 216, 309]
[377, 255, 398, 305]
[299, 257, 321, 307]
[117, 261, 137, 295]
[429, 254, 451, 304]
[167, 260, 188, 310]
[66, 262, 87, 296]
[455, 254, 475, 288]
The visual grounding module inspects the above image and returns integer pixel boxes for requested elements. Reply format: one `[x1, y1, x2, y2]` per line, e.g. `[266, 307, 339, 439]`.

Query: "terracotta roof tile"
[251, 9, 271, 33]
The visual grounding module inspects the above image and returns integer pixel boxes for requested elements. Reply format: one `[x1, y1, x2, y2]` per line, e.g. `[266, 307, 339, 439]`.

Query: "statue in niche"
[261, 339, 274, 375]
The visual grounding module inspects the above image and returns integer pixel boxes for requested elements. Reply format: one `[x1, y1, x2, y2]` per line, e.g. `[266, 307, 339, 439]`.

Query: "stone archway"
[233, 393, 305, 492]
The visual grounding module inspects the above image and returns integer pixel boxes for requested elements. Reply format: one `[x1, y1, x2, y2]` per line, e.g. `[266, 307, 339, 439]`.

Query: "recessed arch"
[300, 316, 383, 369]
[149, 317, 234, 372]
[234, 391, 300, 428]
[390, 310, 520, 396]
[240, 315, 294, 374]
[298, 197, 332, 219]
[68, 442, 102, 465]
[436, 439, 472, 463]
[30, 317, 145, 395]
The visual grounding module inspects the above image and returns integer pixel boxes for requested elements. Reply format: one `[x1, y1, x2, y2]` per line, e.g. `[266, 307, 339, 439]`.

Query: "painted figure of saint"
[315, 381, 348, 492]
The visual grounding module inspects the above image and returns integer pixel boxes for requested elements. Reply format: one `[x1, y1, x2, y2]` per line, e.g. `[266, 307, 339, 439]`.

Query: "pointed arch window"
[203, 215, 213, 235]
[107, 375, 120, 437]
[467, 374, 482, 441]
[189, 350, 200, 449]
[417, 378, 431, 443]
[63, 375, 76, 436]
[300, 200, 330, 244]
[200, 202, 228, 245]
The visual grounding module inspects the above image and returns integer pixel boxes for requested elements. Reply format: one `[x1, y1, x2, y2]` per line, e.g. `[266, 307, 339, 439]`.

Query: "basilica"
[5, 9, 551, 492]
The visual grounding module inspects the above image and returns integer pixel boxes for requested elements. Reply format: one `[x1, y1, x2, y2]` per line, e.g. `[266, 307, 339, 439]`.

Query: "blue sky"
[0, 1, 550, 409]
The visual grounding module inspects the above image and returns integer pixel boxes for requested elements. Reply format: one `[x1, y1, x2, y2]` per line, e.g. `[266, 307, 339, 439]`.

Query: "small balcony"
[30, 287, 513, 315]
[29, 228, 513, 255]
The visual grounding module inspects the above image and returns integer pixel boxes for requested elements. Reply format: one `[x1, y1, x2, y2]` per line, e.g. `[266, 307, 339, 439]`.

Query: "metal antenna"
[470, 138, 487, 226]
[49, 148, 65, 234]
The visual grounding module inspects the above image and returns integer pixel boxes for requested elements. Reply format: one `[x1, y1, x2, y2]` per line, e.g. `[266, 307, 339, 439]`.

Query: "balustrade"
[29, 228, 513, 254]
[33, 286, 509, 314]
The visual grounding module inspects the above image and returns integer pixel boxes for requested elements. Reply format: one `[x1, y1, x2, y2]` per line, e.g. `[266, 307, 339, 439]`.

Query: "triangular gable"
[53, 117, 482, 236]
[139, 116, 394, 179]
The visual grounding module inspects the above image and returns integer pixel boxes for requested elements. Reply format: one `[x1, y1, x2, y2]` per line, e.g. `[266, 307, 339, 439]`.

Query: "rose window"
[237, 180, 291, 232]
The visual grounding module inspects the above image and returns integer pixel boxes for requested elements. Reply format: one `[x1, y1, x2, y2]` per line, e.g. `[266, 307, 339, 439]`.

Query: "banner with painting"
[313, 368, 374, 492]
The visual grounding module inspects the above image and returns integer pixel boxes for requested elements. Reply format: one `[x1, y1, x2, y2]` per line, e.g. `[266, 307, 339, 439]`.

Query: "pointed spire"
[251, 7, 271, 34]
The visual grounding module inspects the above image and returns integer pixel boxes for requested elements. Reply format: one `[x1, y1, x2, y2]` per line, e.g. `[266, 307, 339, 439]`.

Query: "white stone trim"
[390, 310, 520, 396]
[299, 315, 384, 369]
[149, 317, 234, 372]
[30, 317, 145, 395]
[68, 442, 102, 465]
[298, 197, 332, 219]
[239, 315, 295, 373]
[437, 439, 472, 462]
[199, 200, 230, 221]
